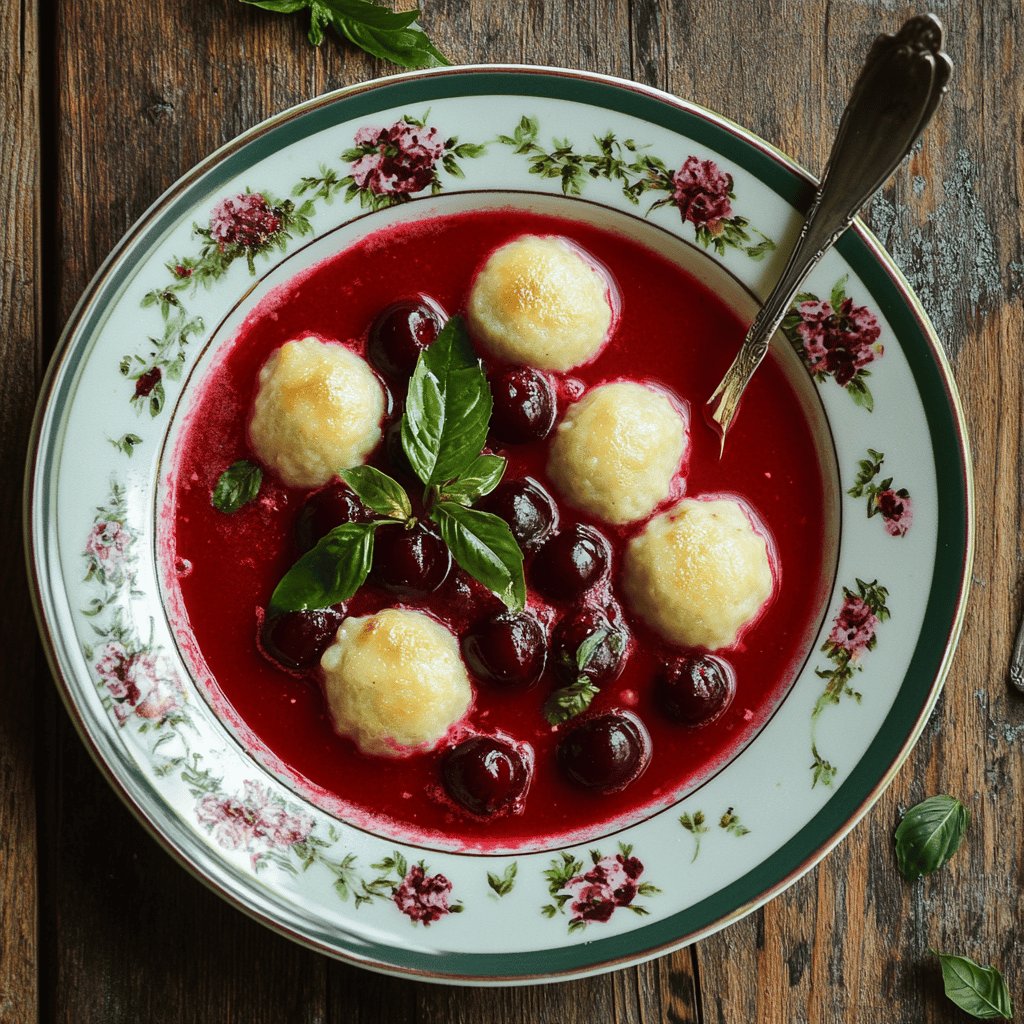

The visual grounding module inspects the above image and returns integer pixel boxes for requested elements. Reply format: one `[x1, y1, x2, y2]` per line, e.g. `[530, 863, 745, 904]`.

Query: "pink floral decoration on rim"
[350, 120, 446, 197]
[209, 193, 283, 251]
[670, 156, 734, 232]
[392, 864, 455, 925]
[196, 780, 314, 870]
[563, 851, 646, 926]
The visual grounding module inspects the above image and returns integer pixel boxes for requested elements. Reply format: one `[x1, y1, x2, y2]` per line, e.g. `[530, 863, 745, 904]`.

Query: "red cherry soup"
[166, 208, 831, 851]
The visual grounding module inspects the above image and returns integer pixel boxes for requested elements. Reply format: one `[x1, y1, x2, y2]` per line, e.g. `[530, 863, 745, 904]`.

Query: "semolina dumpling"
[248, 336, 385, 488]
[547, 381, 686, 525]
[623, 497, 774, 650]
[320, 609, 473, 757]
[467, 235, 613, 371]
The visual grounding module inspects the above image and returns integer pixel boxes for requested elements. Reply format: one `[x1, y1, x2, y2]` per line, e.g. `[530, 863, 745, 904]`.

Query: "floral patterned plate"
[26, 66, 972, 984]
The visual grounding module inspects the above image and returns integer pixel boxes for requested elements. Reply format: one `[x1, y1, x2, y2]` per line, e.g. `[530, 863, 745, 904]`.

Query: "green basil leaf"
[269, 521, 378, 614]
[316, 0, 448, 68]
[576, 628, 609, 671]
[438, 454, 506, 505]
[430, 501, 525, 611]
[402, 317, 492, 487]
[543, 679, 600, 725]
[895, 795, 970, 880]
[240, 0, 310, 12]
[320, 0, 420, 30]
[339, 465, 411, 521]
[211, 460, 263, 514]
[935, 953, 1013, 1020]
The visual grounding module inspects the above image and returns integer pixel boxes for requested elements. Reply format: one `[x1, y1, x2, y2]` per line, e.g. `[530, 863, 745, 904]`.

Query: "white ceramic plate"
[26, 66, 972, 984]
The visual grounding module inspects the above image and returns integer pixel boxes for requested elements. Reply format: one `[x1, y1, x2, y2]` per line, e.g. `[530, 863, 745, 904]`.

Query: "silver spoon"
[705, 13, 952, 451]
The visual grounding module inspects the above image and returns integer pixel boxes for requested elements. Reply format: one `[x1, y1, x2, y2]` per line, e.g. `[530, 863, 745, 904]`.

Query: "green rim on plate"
[26, 66, 972, 982]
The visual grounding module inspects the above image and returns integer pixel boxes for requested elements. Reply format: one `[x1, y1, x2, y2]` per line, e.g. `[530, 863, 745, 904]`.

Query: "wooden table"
[4, 2, 1021, 1020]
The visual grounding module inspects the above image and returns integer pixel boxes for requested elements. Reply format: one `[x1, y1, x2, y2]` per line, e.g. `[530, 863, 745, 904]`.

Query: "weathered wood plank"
[641, 2, 1024, 1022]
[32, 0, 1024, 1021]
[0, 0, 40, 1020]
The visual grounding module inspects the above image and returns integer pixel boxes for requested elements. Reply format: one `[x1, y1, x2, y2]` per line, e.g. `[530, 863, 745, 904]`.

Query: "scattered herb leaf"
[402, 316, 492, 488]
[269, 521, 380, 613]
[486, 862, 518, 897]
[438, 454, 506, 505]
[575, 628, 609, 671]
[340, 465, 411, 521]
[239, 0, 449, 69]
[895, 795, 970, 881]
[430, 501, 525, 612]
[544, 629, 611, 725]
[543, 678, 600, 726]
[211, 460, 263, 514]
[934, 952, 1013, 1020]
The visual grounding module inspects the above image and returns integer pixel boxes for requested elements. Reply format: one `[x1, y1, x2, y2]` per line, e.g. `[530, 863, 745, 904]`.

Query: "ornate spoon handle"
[706, 13, 952, 450]
[1009, 607, 1024, 694]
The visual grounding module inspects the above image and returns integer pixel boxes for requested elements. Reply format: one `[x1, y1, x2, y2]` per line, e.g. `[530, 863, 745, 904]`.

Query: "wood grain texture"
[0, 0, 40, 1021]
[16, 0, 1022, 1021]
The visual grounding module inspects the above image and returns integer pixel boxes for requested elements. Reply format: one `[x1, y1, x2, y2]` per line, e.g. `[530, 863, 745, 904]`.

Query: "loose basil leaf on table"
[402, 316, 493, 488]
[211, 459, 263, 514]
[894, 794, 970, 880]
[430, 501, 526, 612]
[340, 465, 412, 521]
[934, 952, 1013, 1020]
[269, 521, 380, 614]
[239, 0, 449, 69]
[438, 453, 507, 506]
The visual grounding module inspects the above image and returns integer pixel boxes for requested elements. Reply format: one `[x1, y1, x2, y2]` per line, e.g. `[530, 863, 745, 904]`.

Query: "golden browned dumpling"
[623, 498, 774, 650]
[248, 337, 385, 488]
[320, 609, 473, 757]
[467, 235, 613, 371]
[547, 381, 686, 525]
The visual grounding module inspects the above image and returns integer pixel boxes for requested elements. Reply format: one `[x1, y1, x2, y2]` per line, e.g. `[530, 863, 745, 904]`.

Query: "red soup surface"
[165, 208, 832, 852]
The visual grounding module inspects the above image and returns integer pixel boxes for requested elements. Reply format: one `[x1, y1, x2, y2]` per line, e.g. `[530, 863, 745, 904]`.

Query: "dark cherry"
[532, 524, 610, 600]
[463, 612, 547, 688]
[489, 367, 556, 444]
[480, 478, 557, 552]
[367, 298, 445, 380]
[557, 712, 651, 793]
[294, 482, 370, 552]
[384, 418, 416, 481]
[259, 605, 344, 672]
[372, 521, 451, 595]
[552, 606, 627, 687]
[657, 655, 735, 727]
[443, 736, 530, 816]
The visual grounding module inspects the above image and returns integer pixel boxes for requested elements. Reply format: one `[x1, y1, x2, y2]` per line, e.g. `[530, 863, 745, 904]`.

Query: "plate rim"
[24, 63, 975, 984]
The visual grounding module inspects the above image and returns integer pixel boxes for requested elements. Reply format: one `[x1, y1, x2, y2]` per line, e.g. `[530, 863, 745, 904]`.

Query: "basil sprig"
[212, 460, 263, 514]
[340, 465, 412, 521]
[934, 953, 1013, 1020]
[402, 317, 493, 487]
[543, 629, 609, 725]
[239, 0, 449, 69]
[403, 317, 526, 612]
[269, 521, 380, 614]
[267, 315, 526, 614]
[431, 502, 525, 612]
[894, 795, 970, 881]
